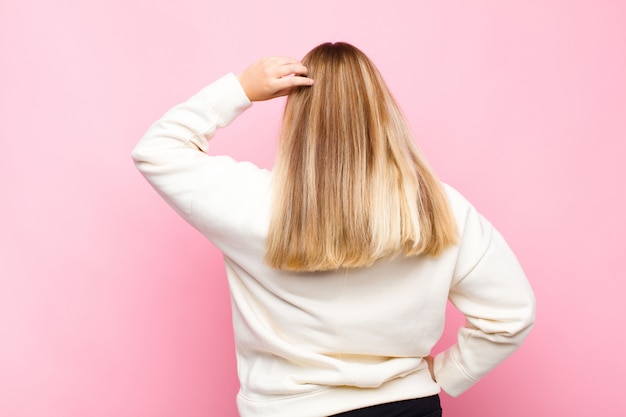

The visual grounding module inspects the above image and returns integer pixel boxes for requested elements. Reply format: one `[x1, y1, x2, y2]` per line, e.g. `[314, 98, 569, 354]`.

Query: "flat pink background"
[1, 0, 625, 416]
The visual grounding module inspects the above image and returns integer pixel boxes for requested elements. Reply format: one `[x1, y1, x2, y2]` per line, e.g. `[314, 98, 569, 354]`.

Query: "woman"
[132, 42, 535, 417]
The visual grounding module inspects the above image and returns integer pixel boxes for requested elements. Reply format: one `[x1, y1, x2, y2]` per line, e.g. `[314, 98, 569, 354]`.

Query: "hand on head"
[237, 57, 314, 102]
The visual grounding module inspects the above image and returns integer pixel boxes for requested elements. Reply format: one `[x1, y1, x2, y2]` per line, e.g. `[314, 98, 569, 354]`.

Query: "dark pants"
[329, 395, 442, 417]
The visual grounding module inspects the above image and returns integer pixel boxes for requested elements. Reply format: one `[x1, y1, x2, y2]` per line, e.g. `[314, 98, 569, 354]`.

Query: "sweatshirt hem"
[236, 372, 441, 417]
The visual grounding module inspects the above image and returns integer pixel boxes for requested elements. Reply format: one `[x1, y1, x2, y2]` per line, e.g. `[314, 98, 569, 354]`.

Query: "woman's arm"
[131, 57, 313, 232]
[433, 203, 536, 397]
[131, 73, 253, 226]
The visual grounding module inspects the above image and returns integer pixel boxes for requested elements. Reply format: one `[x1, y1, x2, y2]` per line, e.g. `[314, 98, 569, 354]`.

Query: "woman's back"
[132, 44, 535, 417]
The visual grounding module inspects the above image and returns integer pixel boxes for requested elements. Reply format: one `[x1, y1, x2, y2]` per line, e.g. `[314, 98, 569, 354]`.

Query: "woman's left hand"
[425, 355, 436, 381]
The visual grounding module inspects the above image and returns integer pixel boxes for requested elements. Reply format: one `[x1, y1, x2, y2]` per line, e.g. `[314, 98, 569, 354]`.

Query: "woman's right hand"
[237, 57, 314, 102]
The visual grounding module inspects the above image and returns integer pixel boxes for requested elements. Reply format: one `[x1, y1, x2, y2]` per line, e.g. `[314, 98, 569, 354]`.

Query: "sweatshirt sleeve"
[432, 202, 536, 397]
[131, 73, 253, 230]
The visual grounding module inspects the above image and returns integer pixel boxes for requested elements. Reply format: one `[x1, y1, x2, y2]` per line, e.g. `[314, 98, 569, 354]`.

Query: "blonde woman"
[133, 42, 535, 417]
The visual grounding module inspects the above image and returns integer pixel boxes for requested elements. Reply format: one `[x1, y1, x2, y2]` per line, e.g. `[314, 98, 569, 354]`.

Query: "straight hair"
[265, 42, 457, 271]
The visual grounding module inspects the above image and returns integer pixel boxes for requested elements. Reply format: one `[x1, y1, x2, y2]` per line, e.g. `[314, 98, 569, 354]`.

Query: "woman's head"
[282, 43, 400, 167]
[294, 42, 392, 132]
[266, 42, 457, 271]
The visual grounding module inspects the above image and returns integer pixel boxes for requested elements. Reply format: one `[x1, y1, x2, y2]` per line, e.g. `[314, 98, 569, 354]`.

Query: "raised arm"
[131, 57, 313, 242]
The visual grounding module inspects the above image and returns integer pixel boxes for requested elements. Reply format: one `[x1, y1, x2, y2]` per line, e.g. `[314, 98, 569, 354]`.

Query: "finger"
[275, 66, 308, 81]
[290, 74, 314, 86]
[268, 75, 314, 99]
[274, 73, 314, 91]
[273, 61, 309, 78]
[288, 63, 309, 77]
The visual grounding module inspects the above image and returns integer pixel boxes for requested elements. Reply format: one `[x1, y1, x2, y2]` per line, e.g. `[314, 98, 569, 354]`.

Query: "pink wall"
[1, 0, 624, 415]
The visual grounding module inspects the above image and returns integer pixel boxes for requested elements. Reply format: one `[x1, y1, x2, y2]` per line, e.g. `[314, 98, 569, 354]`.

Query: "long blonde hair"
[265, 42, 457, 271]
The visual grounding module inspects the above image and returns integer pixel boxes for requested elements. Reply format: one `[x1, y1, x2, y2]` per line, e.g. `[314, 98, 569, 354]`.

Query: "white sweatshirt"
[132, 73, 536, 417]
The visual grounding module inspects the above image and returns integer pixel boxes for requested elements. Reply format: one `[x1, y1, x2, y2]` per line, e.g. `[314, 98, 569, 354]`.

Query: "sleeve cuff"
[433, 347, 477, 397]
[200, 72, 252, 127]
